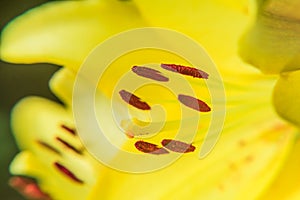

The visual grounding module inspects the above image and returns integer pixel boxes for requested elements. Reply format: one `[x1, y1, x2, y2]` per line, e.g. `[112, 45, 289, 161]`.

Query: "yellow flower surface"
[1, 0, 300, 199]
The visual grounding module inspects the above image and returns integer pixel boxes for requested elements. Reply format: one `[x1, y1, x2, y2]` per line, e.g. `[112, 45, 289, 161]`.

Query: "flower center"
[72, 28, 226, 172]
[112, 62, 211, 154]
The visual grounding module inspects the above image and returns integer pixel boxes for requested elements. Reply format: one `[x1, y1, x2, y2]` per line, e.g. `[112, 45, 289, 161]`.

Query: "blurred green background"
[0, 1, 60, 199]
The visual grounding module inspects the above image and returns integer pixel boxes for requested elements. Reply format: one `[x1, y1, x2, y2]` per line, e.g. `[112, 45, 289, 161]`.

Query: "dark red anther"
[132, 66, 169, 82]
[9, 176, 52, 200]
[161, 139, 196, 153]
[135, 141, 169, 155]
[37, 140, 61, 155]
[119, 90, 151, 110]
[55, 137, 82, 155]
[161, 63, 209, 79]
[54, 162, 83, 184]
[178, 94, 211, 112]
[61, 124, 76, 136]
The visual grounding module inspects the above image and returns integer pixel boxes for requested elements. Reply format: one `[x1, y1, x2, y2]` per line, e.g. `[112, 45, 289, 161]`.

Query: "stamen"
[119, 90, 151, 110]
[178, 94, 211, 112]
[60, 124, 76, 136]
[55, 137, 82, 155]
[135, 141, 169, 155]
[161, 63, 209, 79]
[54, 162, 84, 184]
[161, 139, 196, 153]
[9, 176, 52, 200]
[132, 66, 169, 82]
[37, 140, 61, 155]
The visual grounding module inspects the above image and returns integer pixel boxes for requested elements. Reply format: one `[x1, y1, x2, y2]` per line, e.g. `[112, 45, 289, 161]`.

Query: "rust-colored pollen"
[119, 90, 151, 110]
[178, 94, 211, 112]
[54, 162, 83, 184]
[55, 137, 82, 155]
[9, 176, 52, 200]
[161, 139, 196, 153]
[161, 63, 209, 79]
[132, 66, 169, 82]
[61, 124, 76, 136]
[135, 141, 169, 155]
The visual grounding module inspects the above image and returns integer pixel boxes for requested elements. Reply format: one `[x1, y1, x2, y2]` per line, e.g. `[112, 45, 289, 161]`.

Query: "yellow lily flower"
[1, 0, 300, 199]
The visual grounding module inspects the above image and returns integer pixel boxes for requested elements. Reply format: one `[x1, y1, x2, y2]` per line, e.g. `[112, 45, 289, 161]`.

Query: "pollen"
[132, 66, 169, 82]
[161, 63, 209, 79]
[119, 90, 151, 110]
[135, 140, 169, 155]
[161, 139, 196, 153]
[178, 94, 211, 112]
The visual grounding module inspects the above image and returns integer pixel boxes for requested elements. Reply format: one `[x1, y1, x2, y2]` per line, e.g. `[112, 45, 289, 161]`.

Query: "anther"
[119, 90, 151, 110]
[161, 63, 209, 79]
[132, 66, 169, 82]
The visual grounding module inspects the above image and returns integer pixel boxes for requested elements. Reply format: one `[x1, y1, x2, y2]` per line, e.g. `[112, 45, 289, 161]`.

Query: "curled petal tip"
[273, 70, 300, 127]
[239, 0, 300, 74]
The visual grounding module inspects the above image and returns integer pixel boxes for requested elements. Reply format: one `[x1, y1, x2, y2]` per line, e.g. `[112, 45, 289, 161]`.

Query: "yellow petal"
[50, 68, 76, 108]
[10, 151, 92, 200]
[0, 0, 144, 70]
[11, 96, 77, 150]
[5, 0, 300, 199]
[88, 123, 296, 200]
[260, 137, 300, 200]
[133, 0, 249, 68]
[10, 151, 45, 178]
[10, 96, 102, 200]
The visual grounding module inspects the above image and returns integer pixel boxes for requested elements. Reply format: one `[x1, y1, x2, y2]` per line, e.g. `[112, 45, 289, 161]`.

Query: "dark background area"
[0, 1, 60, 199]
